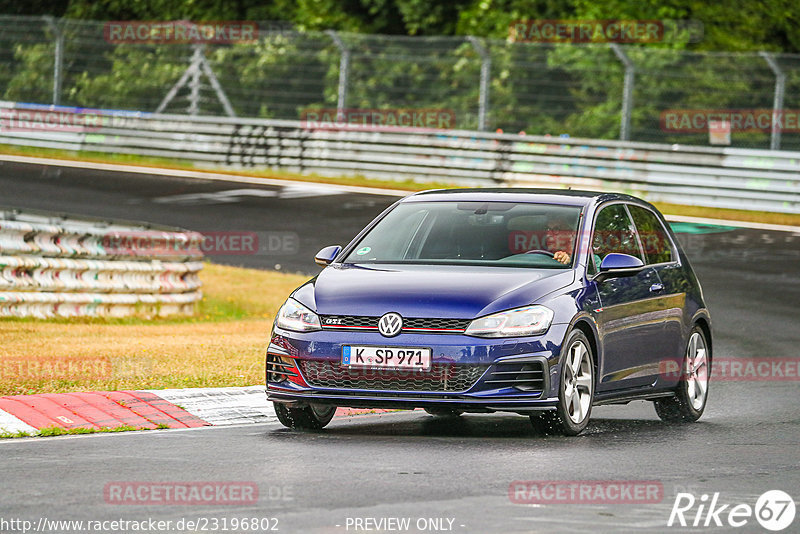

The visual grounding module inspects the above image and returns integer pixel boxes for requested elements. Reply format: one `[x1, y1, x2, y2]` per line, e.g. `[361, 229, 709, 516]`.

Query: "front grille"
[298, 360, 488, 392]
[483, 360, 546, 393]
[320, 315, 376, 328]
[319, 315, 470, 334]
[403, 317, 471, 331]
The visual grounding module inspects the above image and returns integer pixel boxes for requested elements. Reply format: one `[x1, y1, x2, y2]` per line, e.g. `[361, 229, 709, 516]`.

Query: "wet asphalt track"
[0, 160, 799, 533]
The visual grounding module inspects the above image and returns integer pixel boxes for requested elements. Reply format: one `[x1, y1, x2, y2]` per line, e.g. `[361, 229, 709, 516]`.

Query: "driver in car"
[546, 217, 573, 265]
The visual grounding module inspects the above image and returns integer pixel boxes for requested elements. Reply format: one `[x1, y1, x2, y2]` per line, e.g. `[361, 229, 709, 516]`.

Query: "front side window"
[343, 201, 582, 269]
[627, 205, 675, 264]
[588, 203, 643, 274]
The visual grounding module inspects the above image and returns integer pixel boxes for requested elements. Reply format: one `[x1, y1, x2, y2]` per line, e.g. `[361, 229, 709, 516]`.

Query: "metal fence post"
[467, 36, 491, 131]
[43, 16, 64, 106]
[198, 47, 237, 117]
[760, 52, 785, 151]
[327, 30, 350, 120]
[610, 44, 634, 142]
[187, 46, 203, 115]
[157, 44, 236, 117]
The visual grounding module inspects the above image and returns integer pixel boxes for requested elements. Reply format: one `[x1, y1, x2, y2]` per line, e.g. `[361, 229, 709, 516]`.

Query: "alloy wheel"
[685, 332, 708, 411]
[564, 339, 593, 424]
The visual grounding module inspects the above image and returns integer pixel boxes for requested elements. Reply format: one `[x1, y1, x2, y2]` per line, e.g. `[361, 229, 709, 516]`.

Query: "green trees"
[2, 0, 797, 52]
[0, 1, 798, 148]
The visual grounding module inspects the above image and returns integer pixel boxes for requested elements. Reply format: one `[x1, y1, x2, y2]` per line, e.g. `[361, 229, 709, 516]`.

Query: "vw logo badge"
[378, 312, 403, 337]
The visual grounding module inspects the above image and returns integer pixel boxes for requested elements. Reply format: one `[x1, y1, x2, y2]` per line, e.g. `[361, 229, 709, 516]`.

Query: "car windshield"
[343, 201, 582, 268]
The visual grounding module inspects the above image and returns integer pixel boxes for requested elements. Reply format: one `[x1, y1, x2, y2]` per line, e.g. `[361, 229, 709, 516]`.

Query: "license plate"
[342, 346, 432, 371]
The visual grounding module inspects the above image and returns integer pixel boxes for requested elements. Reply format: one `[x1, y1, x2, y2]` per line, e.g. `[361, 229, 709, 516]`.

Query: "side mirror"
[314, 245, 342, 266]
[594, 253, 645, 282]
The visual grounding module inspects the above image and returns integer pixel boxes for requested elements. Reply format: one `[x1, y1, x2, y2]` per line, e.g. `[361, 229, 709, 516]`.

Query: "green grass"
[651, 201, 800, 227]
[0, 423, 174, 439]
[0, 430, 34, 439]
[39, 425, 139, 436]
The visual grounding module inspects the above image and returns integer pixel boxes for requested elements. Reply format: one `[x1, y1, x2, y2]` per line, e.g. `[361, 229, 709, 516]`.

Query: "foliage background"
[1, 1, 799, 149]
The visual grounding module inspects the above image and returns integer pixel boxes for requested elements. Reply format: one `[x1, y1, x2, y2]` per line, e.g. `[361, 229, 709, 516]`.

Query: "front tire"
[654, 326, 709, 423]
[530, 330, 594, 436]
[274, 402, 336, 430]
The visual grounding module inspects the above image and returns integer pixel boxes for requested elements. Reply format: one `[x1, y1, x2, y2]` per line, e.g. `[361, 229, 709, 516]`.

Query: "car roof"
[403, 188, 641, 207]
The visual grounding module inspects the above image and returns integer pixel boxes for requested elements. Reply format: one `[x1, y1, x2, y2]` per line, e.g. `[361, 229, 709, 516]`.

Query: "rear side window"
[628, 205, 675, 264]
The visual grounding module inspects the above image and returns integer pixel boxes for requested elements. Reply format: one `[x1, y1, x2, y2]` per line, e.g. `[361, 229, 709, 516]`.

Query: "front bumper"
[265, 325, 569, 413]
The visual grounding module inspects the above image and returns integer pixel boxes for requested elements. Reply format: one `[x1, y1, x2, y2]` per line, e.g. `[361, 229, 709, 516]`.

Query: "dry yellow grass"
[0, 263, 309, 395]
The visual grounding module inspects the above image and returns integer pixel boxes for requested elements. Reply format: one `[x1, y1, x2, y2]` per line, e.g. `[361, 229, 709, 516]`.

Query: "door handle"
[649, 283, 664, 293]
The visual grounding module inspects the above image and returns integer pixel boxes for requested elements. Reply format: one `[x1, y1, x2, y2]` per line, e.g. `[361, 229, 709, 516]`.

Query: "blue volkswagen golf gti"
[266, 189, 712, 435]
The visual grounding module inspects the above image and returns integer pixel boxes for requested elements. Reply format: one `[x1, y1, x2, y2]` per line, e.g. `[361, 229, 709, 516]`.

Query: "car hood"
[295, 263, 575, 319]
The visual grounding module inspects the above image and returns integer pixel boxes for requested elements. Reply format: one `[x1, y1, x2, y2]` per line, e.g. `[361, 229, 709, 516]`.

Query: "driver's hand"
[554, 251, 571, 264]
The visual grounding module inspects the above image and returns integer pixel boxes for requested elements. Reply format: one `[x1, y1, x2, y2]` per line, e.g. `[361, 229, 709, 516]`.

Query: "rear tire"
[654, 326, 709, 423]
[530, 329, 594, 436]
[274, 402, 336, 430]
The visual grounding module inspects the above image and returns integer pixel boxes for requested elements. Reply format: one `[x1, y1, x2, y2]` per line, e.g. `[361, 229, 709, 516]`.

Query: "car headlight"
[275, 298, 321, 332]
[465, 305, 554, 338]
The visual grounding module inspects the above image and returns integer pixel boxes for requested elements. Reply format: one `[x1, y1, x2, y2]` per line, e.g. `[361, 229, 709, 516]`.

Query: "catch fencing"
[0, 105, 798, 214]
[1, 16, 800, 150]
[0, 209, 203, 318]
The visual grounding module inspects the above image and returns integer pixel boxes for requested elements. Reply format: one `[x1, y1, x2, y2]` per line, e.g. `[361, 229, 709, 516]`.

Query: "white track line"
[3, 153, 798, 232]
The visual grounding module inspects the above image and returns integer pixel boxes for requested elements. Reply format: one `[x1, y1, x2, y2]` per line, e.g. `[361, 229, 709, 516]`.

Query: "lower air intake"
[298, 360, 488, 393]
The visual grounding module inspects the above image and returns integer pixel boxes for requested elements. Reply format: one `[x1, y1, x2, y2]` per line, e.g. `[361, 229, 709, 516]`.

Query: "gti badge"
[378, 312, 403, 337]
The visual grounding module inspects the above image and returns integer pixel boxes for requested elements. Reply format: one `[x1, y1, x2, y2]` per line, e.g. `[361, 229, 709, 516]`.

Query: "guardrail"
[1, 103, 798, 213]
[0, 209, 203, 318]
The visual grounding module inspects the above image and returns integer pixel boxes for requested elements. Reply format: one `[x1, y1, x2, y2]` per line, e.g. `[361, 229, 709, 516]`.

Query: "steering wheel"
[523, 249, 555, 258]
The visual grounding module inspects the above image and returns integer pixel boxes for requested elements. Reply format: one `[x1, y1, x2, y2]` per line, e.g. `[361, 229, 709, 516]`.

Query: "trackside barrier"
[0, 210, 203, 318]
[1, 103, 798, 213]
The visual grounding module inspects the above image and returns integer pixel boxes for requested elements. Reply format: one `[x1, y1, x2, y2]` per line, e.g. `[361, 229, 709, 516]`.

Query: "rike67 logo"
[668, 490, 795, 531]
